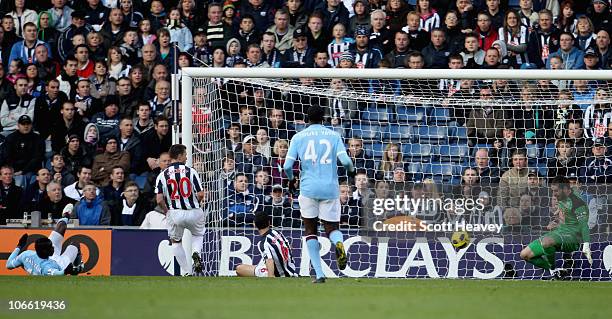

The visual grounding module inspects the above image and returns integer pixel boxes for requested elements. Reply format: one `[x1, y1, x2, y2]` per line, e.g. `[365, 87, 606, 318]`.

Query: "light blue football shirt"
[6, 248, 64, 276]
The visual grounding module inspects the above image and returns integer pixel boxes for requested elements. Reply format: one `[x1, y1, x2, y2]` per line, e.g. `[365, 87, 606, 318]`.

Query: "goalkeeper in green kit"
[519, 176, 593, 278]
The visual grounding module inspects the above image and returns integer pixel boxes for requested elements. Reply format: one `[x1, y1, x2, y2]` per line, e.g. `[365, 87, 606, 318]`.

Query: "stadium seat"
[402, 143, 433, 161]
[362, 107, 392, 122]
[364, 142, 385, 159]
[508, 0, 520, 8]
[408, 162, 423, 174]
[437, 144, 470, 163]
[425, 162, 463, 182]
[396, 106, 426, 124]
[526, 143, 541, 159]
[545, 143, 556, 158]
[537, 163, 548, 177]
[449, 126, 468, 143]
[428, 107, 451, 124]
[325, 125, 346, 137]
[134, 175, 148, 190]
[294, 123, 307, 132]
[383, 124, 412, 141]
[413, 126, 449, 144]
[350, 124, 382, 140]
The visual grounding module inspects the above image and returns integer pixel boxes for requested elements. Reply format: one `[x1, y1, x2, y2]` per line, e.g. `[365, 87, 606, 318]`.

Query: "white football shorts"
[167, 208, 206, 241]
[298, 195, 341, 222]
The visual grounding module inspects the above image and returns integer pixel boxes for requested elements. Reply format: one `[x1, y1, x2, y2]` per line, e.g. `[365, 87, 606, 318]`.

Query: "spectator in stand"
[57, 56, 78, 99]
[142, 115, 171, 171]
[60, 134, 92, 174]
[475, 11, 498, 51]
[267, 9, 294, 54]
[205, 3, 231, 49]
[474, 148, 500, 184]
[110, 181, 149, 226]
[270, 139, 298, 187]
[225, 172, 260, 226]
[593, 30, 610, 69]
[574, 16, 597, 51]
[546, 32, 584, 69]
[74, 44, 94, 78]
[383, 30, 410, 68]
[342, 138, 375, 179]
[117, 117, 144, 175]
[498, 150, 530, 208]
[460, 32, 485, 67]
[255, 128, 272, 160]
[401, 11, 430, 52]
[100, 8, 126, 49]
[481, 47, 502, 68]
[9, 22, 51, 65]
[267, 108, 295, 142]
[339, 181, 361, 227]
[234, 15, 259, 57]
[92, 95, 121, 141]
[582, 138, 612, 183]
[74, 79, 103, 121]
[466, 85, 509, 146]
[305, 11, 330, 53]
[20, 168, 51, 213]
[527, 9, 560, 69]
[133, 103, 153, 136]
[553, 90, 583, 139]
[102, 166, 126, 206]
[0, 77, 35, 136]
[571, 79, 597, 111]
[264, 184, 294, 227]
[567, 120, 591, 160]
[588, 0, 611, 36]
[584, 88, 612, 139]
[2, 115, 43, 183]
[486, 0, 504, 30]
[71, 182, 110, 225]
[490, 125, 525, 169]
[235, 134, 268, 177]
[166, 7, 192, 52]
[548, 139, 581, 179]
[350, 26, 383, 69]
[38, 181, 74, 220]
[58, 10, 92, 62]
[498, 10, 529, 68]
[251, 168, 271, 198]
[416, 0, 440, 32]
[422, 28, 450, 68]
[47, 153, 75, 187]
[51, 101, 86, 153]
[352, 170, 374, 208]
[377, 143, 404, 181]
[115, 77, 138, 117]
[83, 0, 109, 31]
[89, 60, 116, 101]
[519, 0, 539, 27]
[583, 47, 602, 70]
[91, 136, 130, 187]
[282, 27, 314, 67]
[0, 165, 23, 224]
[144, 151, 170, 196]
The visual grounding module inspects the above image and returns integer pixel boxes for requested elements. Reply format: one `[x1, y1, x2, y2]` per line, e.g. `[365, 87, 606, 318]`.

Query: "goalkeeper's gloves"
[582, 242, 593, 265]
[17, 234, 28, 251]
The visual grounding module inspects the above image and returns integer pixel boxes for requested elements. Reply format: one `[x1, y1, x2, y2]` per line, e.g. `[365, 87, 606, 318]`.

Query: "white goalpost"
[181, 67, 612, 280]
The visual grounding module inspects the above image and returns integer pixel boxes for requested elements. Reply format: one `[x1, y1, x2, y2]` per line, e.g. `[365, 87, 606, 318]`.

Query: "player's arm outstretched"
[6, 234, 29, 270]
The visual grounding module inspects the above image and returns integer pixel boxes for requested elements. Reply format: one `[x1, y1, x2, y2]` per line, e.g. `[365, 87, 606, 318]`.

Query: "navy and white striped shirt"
[498, 25, 529, 66]
[258, 229, 297, 277]
[155, 163, 203, 210]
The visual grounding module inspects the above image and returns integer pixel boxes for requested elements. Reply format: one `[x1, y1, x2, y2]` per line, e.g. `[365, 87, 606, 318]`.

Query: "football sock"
[328, 230, 344, 245]
[192, 235, 204, 259]
[172, 243, 189, 275]
[528, 256, 552, 270]
[306, 238, 324, 279]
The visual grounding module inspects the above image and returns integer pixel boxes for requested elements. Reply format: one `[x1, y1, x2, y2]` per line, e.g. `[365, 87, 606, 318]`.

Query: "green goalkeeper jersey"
[557, 192, 590, 243]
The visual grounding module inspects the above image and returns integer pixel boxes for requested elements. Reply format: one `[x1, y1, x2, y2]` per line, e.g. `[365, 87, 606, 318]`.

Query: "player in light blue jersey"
[6, 218, 83, 276]
[283, 105, 355, 283]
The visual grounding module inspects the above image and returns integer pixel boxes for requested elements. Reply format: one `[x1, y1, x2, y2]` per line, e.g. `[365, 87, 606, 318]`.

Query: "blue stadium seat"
[508, 0, 520, 8]
[449, 126, 468, 143]
[545, 143, 556, 158]
[425, 162, 463, 182]
[396, 106, 426, 124]
[414, 126, 449, 144]
[294, 123, 307, 132]
[383, 124, 412, 141]
[362, 107, 392, 122]
[526, 143, 541, 159]
[402, 143, 433, 160]
[428, 107, 451, 124]
[437, 144, 470, 163]
[325, 125, 345, 137]
[134, 175, 148, 190]
[537, 163, 548, 177]
[350, 124, 382, 140]
[364, 142, 385, 159]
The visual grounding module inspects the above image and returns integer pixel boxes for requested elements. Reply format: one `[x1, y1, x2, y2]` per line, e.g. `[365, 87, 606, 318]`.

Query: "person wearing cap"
[263, 183, 293, 227]
[0, 76, 35, 136]
[266, 9, 295, 54]
[91, 136, 131, 187]
[590, 0, 611, 35]
[582, 47, 601, 70]
[349, 25, 383, 68]
[337, 50, 355, 68]
[91, 95, 121, 142]
[57, 10, 93, 62]
[582, 137, 612, 183]
[60, 134, 93, 175]
[1, 114, 44, 180]
[235, 134, 268, 176]
[281, 27, 314, 67]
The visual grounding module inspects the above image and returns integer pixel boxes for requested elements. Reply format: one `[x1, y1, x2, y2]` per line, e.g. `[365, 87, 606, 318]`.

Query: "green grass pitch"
[1, 276, 611, 319]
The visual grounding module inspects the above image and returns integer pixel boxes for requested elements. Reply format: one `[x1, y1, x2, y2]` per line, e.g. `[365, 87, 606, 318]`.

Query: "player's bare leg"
[235, 264, 257, 277]
[520, 236, 563, 278]
[323, 221, 347, 271]
[303, 217, 325, 283]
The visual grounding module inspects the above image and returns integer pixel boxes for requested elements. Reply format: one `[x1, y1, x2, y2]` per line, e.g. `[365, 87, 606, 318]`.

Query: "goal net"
[182, 68, 612, 280]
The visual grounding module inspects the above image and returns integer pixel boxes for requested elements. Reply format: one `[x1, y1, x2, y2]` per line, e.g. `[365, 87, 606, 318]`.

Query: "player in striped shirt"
[236, 212, 297, 278]
[155, 144, 207, 276]
[283, 105, 355, 283]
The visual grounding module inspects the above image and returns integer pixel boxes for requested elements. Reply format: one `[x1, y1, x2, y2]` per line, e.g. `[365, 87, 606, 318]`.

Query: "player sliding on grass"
[519, 176, 592, 279]
[236, 212, 298, 278]
[6, 218, 83, 276]
[283, 105, 356, 283]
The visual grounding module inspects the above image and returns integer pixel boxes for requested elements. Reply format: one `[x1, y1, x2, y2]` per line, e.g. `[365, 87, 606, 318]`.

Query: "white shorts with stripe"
[254, 261, 270, 277]
[48, 231, 78, 269]
[298, 195, 341, 222]
[167, 208, 206, 241]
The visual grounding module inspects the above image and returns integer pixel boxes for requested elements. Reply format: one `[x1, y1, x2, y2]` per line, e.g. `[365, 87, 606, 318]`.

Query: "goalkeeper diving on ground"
[283, 105, 356, 283]
[6, 218, 84, 276]
[518, 176, 592, 279]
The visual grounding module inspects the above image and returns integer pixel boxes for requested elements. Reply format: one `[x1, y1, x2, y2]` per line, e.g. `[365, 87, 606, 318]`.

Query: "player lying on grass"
[283, 105, 355, 283]
[6, 218, 83, 276]
[235, 212, 298, 278]
[519, 176, 592, 278]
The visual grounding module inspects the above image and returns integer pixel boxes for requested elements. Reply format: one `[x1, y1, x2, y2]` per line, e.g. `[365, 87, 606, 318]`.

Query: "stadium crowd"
[0, 0, 610, 233]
